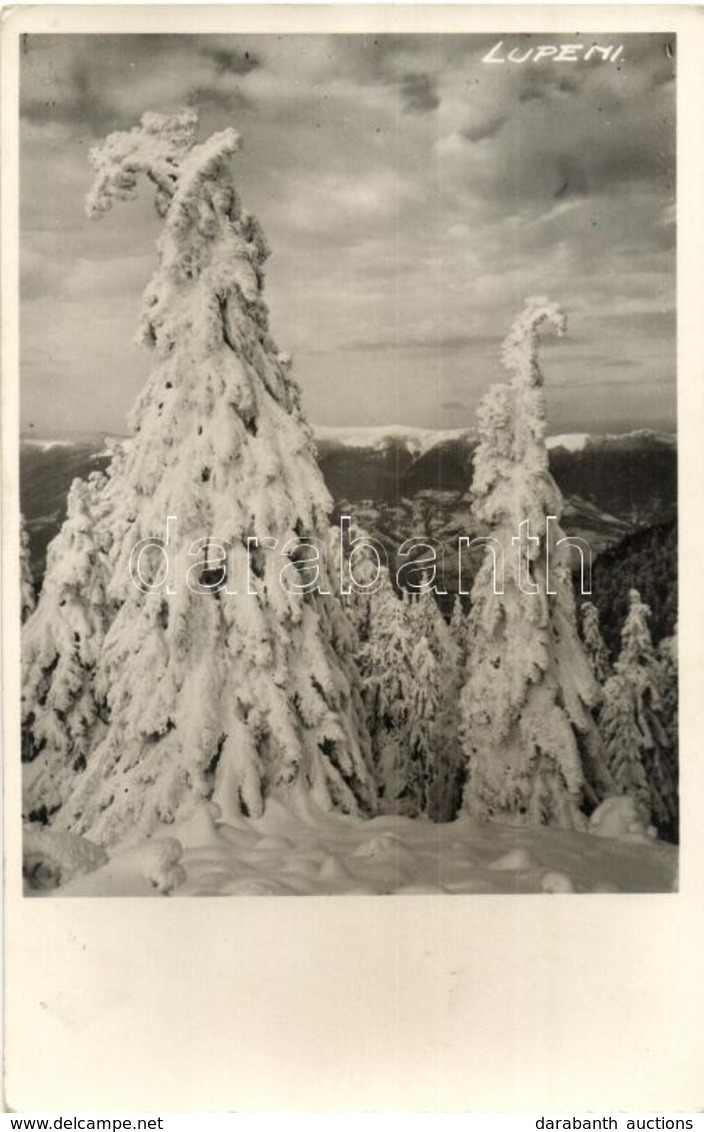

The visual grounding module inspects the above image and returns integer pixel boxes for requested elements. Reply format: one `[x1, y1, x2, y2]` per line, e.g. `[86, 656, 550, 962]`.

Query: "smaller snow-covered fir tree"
[406, 583, 464, 821]
[333, 520, 385, 651]
[449, 594, 469, 663]
[600, 590, 677, 838]
[357, 574, 464, 819]
[20, 514, 36, 623]
[657, 629, 679, 842]
[658, 628, 678, 753]
[598, 672, 651, 817]
[581, 601, 611, 687]
[22, 474, 112, 820]
[407, 578, 452, 659]
[360, 577, 418, 814]
[460, 297, 610, 830]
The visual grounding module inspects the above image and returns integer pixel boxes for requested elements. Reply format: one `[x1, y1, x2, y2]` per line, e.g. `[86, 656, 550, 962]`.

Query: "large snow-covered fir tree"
[22, 110, 376, 845]
[600, 590, 677, 839]
[459, 297, 611, 830]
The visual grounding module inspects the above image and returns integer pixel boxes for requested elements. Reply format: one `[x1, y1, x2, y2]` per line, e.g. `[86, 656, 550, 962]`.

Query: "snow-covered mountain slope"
[39, 798, 677, 897]
[20, 426, 676, 588]
[313, 423, 477, 458]
[19, 424, 676, 457]
[314, 425, 676, 521]
[313, 423, 598, 456]
[313, 424, 675, 457]
[20, 438, 76, 453]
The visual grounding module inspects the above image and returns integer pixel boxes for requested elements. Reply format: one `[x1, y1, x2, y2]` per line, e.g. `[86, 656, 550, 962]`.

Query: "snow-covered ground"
[27, 797, 676, 898]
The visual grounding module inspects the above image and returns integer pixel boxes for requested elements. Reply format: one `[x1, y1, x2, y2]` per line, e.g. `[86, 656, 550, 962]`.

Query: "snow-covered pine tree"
[361, 575, 418, 814]
[600, 590, 677, 838]
[581, 601, 611, 687]
[24, 110, 376, 845]
[333, 520, 384, 650]
[438, 594, 472, 819]
[22, 473, 113, 818]
[658, 627, 678, 752]
[20, 513, 36, 623]
[598, 672, 651, 820]
[407, 577, 451, 656]
[449, 594, 469, 663]
[406, 632, 440, 816]
[460, 297, 611, 830]
[406, 582, 464, 821]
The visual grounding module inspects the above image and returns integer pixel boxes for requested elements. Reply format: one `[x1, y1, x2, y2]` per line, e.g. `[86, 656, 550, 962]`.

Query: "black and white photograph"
[16, 25, 679, 897]
[5, 3, 704, 1117]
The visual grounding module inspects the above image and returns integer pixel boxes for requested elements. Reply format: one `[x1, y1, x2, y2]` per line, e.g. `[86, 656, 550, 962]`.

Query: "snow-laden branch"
[85, 107, 263, 358]
[500, 295, 567, 389]
[85, 109, 224, 219]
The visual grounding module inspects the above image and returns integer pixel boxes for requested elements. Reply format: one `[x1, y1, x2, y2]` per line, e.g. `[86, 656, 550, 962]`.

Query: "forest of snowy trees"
[19, 111, 679, 894]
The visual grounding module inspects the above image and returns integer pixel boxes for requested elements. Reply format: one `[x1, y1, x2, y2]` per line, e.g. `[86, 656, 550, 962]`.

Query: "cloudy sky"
[20, 32, 675, 437]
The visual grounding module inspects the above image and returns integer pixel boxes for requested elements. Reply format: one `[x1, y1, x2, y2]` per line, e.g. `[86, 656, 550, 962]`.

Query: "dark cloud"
[366, 35, 412, 59]
[332, 40, 442, 114]
[399, 73, 440, 114]
[595, 137, 674, 195]
[551, 156, 590, 201]
[651, 69, 675, 90]
[334, 34, 433, 79]
[185, 85, 251, 113]
[20, 261, 51, 302]
[519, 70, 580, 104]
[20, 34, 262, 133]
[467, 112, 674, 218]
[649, 41, 676, 88]
[200, 45, 261, 76]
[461, 114, 508, 144]
[21, 54, 122, 133]
[441, 399, 470, 412]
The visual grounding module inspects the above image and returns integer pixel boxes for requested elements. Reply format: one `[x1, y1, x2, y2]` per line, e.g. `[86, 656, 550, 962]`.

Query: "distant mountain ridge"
[314, 425, 676, 523]
[312, 423, 676, 455]
[19, 427, 677, 587]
